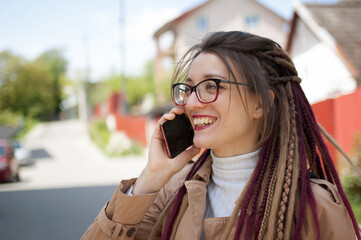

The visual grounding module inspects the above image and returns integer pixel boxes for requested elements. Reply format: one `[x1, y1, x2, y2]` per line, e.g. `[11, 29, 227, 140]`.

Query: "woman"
[82, 31, 360, 239]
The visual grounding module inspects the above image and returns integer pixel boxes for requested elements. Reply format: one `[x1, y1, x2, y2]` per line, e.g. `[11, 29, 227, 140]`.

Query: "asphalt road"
[0, 185, 116, 240]
[0, 120, 148, 239]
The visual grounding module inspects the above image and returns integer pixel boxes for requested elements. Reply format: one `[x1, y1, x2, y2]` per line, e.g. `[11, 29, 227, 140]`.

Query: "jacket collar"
[191, 155, 212, 185]
[180, 155, 212, 239]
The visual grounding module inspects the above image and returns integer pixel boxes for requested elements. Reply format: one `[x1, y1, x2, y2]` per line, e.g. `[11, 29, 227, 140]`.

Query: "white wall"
[290, 20, 356, 103]
[173, 0, 288, 62]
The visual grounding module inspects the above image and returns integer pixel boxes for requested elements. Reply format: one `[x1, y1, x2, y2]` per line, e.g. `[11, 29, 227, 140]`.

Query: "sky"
[0, 0, 336, 82]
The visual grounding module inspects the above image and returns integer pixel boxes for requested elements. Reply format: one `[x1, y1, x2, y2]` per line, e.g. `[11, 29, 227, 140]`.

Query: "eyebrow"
[186, 73, 228, 83]
[203, 73, 227, 79]
[185, 78, 193, 84]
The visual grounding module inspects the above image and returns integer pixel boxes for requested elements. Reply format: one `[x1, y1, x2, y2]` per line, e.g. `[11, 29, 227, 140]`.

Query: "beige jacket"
[82, 157, 356, 240]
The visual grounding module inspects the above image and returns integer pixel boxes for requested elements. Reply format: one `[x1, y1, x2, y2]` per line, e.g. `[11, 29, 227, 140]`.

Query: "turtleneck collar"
[210, 149, 260, 182]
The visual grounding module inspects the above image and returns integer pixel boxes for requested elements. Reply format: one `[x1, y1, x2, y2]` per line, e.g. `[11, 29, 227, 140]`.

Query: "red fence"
[93, 93, 149, 146]
[115, 114, 148, 146]
[312, 87, 361, 166]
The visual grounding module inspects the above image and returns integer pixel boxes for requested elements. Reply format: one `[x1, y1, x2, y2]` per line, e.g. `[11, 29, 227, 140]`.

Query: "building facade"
[287, 0, 361, 104]
[153, 0, 289, 102]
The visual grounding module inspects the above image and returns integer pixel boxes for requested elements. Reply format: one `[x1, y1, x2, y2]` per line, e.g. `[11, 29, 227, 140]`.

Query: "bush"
[0, 110, 38, 139]
[0, 110, 21, 127]
[15, 117, 38, 139]
[89, 119, 144, 157]
[343, 133, 361, 223]
[89, 120, 110, 151]
[343, 175, 361, 222]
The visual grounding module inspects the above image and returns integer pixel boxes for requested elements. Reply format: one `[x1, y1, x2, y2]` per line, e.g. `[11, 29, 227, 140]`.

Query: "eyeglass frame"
[172, 78, 251, 106]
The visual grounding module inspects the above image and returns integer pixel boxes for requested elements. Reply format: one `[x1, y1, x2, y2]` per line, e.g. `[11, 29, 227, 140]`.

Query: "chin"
[193, 136, 213, 149]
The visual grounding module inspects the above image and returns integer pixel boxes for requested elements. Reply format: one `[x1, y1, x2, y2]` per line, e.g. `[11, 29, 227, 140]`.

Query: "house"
[153, 0, 289, 101]
[287, 0, 361, 164]
[286, 0, 361, 104]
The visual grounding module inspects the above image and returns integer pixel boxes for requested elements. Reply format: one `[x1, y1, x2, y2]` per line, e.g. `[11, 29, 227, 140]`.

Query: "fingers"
[186, 145, 201, 157]
[175, 145, 201, 162]
[158, 107, 185, 125]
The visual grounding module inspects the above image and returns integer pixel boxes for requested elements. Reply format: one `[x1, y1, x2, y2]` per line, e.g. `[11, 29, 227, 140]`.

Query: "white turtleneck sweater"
[205, 149, 260, 218]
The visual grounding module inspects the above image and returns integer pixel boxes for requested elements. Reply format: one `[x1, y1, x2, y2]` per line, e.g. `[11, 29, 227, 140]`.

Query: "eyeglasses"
[172, 78, 251, 106]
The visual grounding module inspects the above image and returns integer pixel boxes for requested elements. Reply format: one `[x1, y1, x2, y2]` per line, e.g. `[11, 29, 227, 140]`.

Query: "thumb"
[182, 145, 201, 160]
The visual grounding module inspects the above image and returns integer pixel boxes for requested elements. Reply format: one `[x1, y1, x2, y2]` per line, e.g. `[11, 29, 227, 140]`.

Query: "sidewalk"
[0, 119, 147, 192]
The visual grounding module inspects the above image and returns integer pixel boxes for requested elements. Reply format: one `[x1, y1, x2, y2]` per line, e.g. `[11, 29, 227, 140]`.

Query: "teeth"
[194, 117, 216, 127]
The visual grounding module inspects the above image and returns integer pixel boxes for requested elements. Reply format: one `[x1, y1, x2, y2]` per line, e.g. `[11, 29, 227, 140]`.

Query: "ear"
[252, 99, 263, 119]
[252, 90, 274, 119]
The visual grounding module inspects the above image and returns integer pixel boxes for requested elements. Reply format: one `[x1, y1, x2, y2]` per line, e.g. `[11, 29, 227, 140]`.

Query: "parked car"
[0, 139, 20, 183]
[12, 140, 32, 166]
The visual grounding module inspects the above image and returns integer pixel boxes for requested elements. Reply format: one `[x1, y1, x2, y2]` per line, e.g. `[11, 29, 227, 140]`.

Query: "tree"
[36, 49, 68, 119]
[126, 59, 156, 106]
[0, 51, 23, 110]
[89, 59, 157, 112]
[0, 49, 67, 120]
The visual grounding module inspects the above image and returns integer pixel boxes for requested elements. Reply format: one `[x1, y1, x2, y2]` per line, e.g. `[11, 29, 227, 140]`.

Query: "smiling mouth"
[193, 117, 216, 127]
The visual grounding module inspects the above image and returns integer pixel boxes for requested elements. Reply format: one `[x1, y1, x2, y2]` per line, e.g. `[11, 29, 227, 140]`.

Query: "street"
[0, 185, 115, 240]
[0, 120, 147, 240]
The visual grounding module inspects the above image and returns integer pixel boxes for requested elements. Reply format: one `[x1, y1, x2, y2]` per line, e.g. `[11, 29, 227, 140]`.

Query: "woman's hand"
[132, 107, 200, 195]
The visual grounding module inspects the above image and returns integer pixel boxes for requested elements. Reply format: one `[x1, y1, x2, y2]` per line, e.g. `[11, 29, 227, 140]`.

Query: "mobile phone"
[160, 113, 194, 158]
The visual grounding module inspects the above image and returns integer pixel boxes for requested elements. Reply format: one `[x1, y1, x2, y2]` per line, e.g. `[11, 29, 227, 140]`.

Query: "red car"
[0, 139, 20, 183]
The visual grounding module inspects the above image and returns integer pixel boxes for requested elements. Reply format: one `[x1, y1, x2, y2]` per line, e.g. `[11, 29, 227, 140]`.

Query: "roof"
[288, 1, 361, 80]
[153, 0, 287, 38]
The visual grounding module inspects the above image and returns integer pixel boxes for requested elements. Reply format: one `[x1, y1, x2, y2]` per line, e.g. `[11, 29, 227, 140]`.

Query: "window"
[197, 17, 208, 32]
[245, 15, 260, 28]
[159, 31, 175, 51]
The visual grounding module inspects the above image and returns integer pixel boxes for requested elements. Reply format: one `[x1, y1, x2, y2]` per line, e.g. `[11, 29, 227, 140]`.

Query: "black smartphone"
[160, 113, 194, 158]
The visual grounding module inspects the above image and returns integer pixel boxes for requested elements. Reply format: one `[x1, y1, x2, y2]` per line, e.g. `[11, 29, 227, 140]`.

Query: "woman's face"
[184, 52, 262, 157]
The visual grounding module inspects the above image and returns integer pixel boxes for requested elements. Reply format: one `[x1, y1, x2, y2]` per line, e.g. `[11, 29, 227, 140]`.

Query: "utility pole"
[79, 35, 90, 122]
[119, 0, 127, 114]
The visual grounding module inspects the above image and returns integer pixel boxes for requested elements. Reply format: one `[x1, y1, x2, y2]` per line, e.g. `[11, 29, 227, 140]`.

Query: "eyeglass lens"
[173, 80, 218, 105]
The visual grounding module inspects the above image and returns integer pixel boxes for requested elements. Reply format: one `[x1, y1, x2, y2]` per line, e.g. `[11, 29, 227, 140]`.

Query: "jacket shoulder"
[307, 178, 357, 239]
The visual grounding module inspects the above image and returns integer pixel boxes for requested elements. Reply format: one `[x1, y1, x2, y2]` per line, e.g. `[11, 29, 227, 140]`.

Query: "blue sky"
[0, 0, 336, 81]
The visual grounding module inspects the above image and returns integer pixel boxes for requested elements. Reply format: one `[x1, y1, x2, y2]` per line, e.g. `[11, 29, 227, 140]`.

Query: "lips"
[192, 115, 217, 130]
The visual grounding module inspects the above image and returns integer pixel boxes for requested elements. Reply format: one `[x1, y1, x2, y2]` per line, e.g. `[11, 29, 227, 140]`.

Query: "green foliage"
[14, 117, 38, 140]
[117, 142, 144, 156]
[89, 74, 121, 105]
[0, 49, 67, 120]
[36, 49, 68, 116]
[343, 133, 361, 223]
[343, 175, 361, 222]
[88, 119, 144, 157]
[0, 110, 20, 127]
[157, 77, 172, 103]
[0, 109, 38, 140]
[126, 74, 155, 106]
[89, 120, 110, 151]
[352, 133, 361, 169]
[89, 59, 157, 108]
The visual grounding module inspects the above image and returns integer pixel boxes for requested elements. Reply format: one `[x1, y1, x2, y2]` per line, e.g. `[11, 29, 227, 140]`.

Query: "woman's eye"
[206, 83, 217, 90]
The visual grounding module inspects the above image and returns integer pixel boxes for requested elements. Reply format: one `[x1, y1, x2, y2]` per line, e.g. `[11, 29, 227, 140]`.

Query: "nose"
[185, 91, 205, 111]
